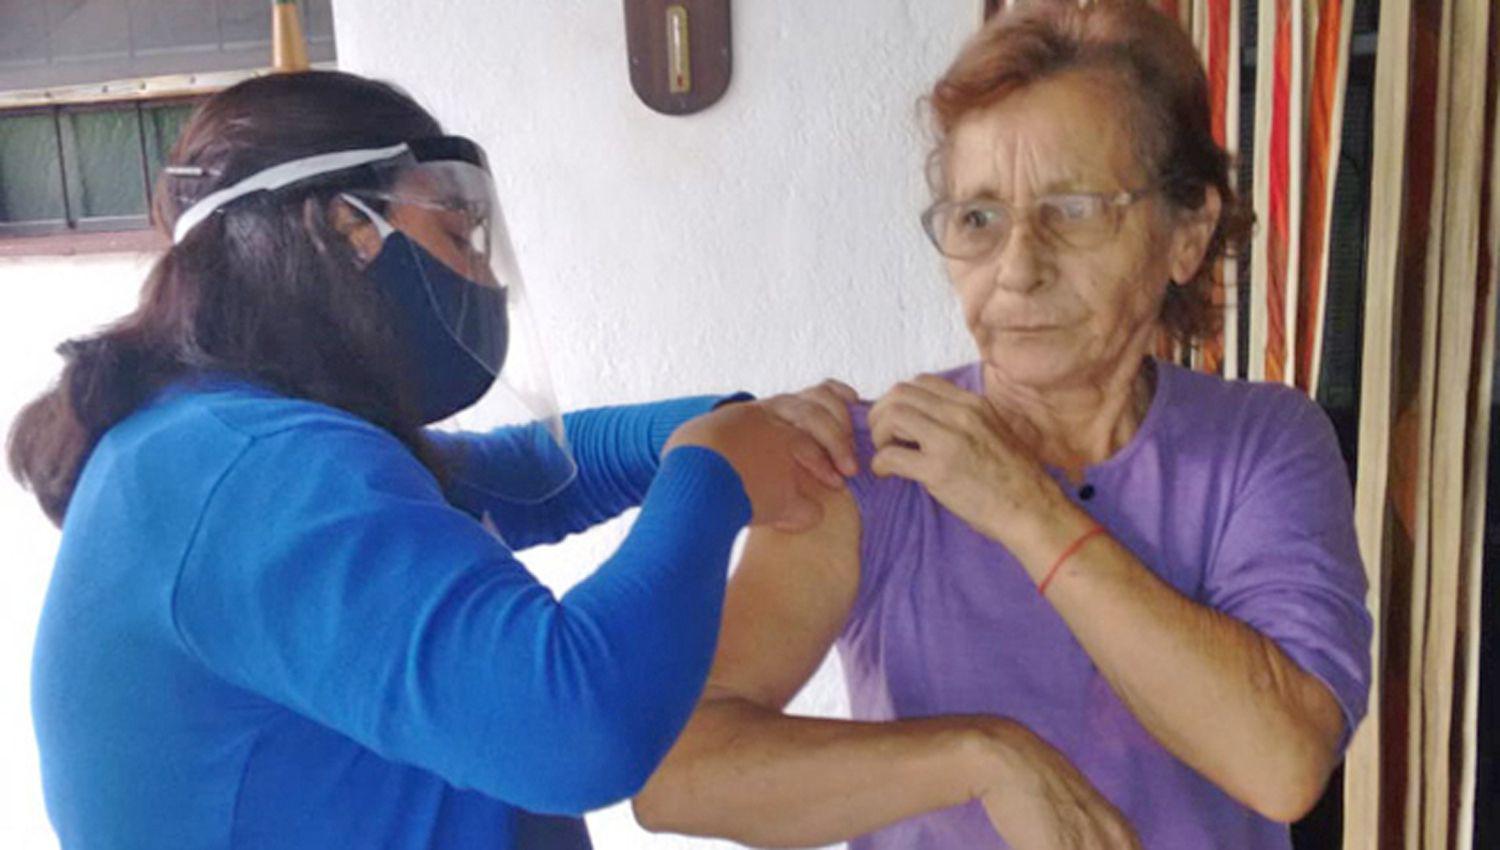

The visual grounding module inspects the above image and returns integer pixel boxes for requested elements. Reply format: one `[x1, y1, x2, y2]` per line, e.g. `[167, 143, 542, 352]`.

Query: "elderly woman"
[632, 2, 1371, 848]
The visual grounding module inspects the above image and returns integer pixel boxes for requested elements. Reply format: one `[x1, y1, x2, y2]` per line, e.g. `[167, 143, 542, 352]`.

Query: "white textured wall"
[3, 2, 981, 847]
[2, 254, 154, 850]
[331, 3, 977, 846]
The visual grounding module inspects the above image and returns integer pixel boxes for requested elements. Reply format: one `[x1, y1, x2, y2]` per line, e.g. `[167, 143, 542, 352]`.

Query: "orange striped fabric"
[1293, 0, 1347, 393]
[1263, 0, 1293, 384]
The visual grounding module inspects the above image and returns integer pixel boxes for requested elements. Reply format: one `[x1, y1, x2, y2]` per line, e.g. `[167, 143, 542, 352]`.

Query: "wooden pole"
[1343, 0, 1415, 846]
[272, 0, 311, 73]
[1426, 0, 1492, 844]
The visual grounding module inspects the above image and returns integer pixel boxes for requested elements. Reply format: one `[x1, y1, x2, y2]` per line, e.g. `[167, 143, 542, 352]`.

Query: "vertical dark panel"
[0, 112, 67, 230]
[1475, 6, 1499, 848]
[1236, 0, 1257, 380]
[1315, 64, 1374, 421]
[59, 105, 149, 223]
[1481, 380, 1500, 850]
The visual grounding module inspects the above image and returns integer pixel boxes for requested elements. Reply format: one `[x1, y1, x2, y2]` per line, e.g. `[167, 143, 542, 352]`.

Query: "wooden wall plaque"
[624, 0, 732, 115]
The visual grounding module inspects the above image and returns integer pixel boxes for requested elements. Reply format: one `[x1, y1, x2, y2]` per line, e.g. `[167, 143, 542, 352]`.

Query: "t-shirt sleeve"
[170, 421, 749, 814]
[1202, 390, 1373, 748]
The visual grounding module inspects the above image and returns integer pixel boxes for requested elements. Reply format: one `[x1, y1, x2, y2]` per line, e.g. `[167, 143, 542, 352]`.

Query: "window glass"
[0, 113, 66, 232]
[59, 106, 148, 223]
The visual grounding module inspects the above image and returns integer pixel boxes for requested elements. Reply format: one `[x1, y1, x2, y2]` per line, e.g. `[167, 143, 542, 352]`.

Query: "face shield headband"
[168, 137, 577, 505]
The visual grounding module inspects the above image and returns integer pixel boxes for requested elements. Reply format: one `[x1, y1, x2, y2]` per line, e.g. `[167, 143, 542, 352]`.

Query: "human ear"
[326, 197, 385, 266]
[1167, 186, 1222, 286]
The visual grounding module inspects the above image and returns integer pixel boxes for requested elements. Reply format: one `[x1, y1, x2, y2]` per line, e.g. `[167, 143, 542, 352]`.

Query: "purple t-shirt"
[836, 360, 1371, 849]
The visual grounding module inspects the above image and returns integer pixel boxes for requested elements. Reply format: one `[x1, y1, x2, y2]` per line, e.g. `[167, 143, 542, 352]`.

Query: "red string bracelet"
[1038, 524, 1106, 596]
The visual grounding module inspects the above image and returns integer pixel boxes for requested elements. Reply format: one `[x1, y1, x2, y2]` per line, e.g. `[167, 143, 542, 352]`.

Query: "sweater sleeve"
[426, 396, 736, 550]
[170, 421, 750, 814]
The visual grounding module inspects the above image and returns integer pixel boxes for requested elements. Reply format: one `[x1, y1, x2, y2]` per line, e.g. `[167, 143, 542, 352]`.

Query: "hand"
[969, 720, 1140, 850]
[866, 375, 1065, 549]
[665, 402, 830, 533]
[760, 379, 861, 488]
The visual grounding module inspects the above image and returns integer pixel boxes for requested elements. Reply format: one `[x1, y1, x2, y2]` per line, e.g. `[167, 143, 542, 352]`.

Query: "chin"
[979, 333, 1087, 389]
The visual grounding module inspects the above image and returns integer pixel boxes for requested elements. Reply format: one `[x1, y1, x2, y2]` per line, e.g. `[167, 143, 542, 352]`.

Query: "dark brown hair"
[928, 0, 1255, 343]
[9, 70, 447, 525]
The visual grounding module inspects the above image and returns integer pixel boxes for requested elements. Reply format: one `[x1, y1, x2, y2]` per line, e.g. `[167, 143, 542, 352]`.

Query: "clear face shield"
[171, 138, 576, 503]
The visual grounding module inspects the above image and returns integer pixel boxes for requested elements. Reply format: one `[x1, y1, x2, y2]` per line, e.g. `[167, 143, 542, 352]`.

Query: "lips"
[999, 324, 1065, 332]
[975, 299, 1078, 333]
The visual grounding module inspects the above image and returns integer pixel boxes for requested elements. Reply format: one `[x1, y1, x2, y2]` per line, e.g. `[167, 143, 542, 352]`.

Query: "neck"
[981, 343, 1158, 483]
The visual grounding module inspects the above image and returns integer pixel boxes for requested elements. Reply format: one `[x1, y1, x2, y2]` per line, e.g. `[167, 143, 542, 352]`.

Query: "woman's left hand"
[760, 379, 862, 490]
[867, 375, 1065, 547]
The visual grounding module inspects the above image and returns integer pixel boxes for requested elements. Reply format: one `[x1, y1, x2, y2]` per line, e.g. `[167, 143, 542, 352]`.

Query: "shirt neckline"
[958, 356, 1175, 483]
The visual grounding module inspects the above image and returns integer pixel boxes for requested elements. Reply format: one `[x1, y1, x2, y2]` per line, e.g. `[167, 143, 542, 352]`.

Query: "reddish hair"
[928, 0, 1254, 344]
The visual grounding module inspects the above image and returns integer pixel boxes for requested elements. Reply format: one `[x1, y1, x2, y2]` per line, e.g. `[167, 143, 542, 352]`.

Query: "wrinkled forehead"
[945, 71, 1148, 201]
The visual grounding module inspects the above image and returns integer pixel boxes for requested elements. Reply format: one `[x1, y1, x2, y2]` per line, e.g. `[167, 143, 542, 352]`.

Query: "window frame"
[0, 69, 296, 258]
[0, 0, 337, 258]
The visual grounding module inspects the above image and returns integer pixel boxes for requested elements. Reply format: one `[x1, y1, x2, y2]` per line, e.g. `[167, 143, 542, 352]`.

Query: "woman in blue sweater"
[9, 71, 856, 850]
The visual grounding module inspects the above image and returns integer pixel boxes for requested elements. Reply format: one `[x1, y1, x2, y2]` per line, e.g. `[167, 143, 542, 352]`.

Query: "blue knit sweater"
[32, 375, 750, 849]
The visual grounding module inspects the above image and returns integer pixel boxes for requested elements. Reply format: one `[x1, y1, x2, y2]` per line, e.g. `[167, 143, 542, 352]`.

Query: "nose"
[991, 220, 1050, 295]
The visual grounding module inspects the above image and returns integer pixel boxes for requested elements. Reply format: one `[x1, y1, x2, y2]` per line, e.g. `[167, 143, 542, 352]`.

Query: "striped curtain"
[1165, 2, 1500, 844]
[1150, 0, 1350, 387]
[1344, 2, 1500, 848]
[981, 1, 1500, 845]
[1243, 0, 1351, 390]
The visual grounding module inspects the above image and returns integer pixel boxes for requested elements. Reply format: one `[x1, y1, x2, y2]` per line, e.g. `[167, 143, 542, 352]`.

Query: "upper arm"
[704, 488, 862, 710]
[1205, 394, 1373, 748]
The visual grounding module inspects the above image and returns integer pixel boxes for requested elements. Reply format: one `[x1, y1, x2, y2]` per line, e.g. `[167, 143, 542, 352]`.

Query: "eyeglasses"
[920, 187, 1156, 260]
[349, 190, 495, 262]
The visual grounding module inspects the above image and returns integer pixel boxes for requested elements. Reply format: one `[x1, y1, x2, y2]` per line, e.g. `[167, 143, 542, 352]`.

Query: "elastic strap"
[172, 143, 410, 244]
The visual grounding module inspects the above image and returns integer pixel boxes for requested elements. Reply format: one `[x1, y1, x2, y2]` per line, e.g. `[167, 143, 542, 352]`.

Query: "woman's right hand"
[970, 719, 1140, 850]
[665, 401, 833, 533]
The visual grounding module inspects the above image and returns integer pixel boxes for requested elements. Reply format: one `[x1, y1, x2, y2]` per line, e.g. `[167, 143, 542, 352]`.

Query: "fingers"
[792, 395, 859, 477]
[1077, 789, 1137, 849]
[908, 373, 977, 404]
[867, 396, 946, 455]
[873, 378, 985, 436]
[772, 381, 860, 478]
[790, 431, 845, 490]
[820, 379, 859, 404]
[869, 444, 924, 481]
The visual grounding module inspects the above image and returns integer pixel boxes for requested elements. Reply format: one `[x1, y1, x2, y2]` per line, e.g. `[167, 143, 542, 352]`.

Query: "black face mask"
[361, 232, 510, 423]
